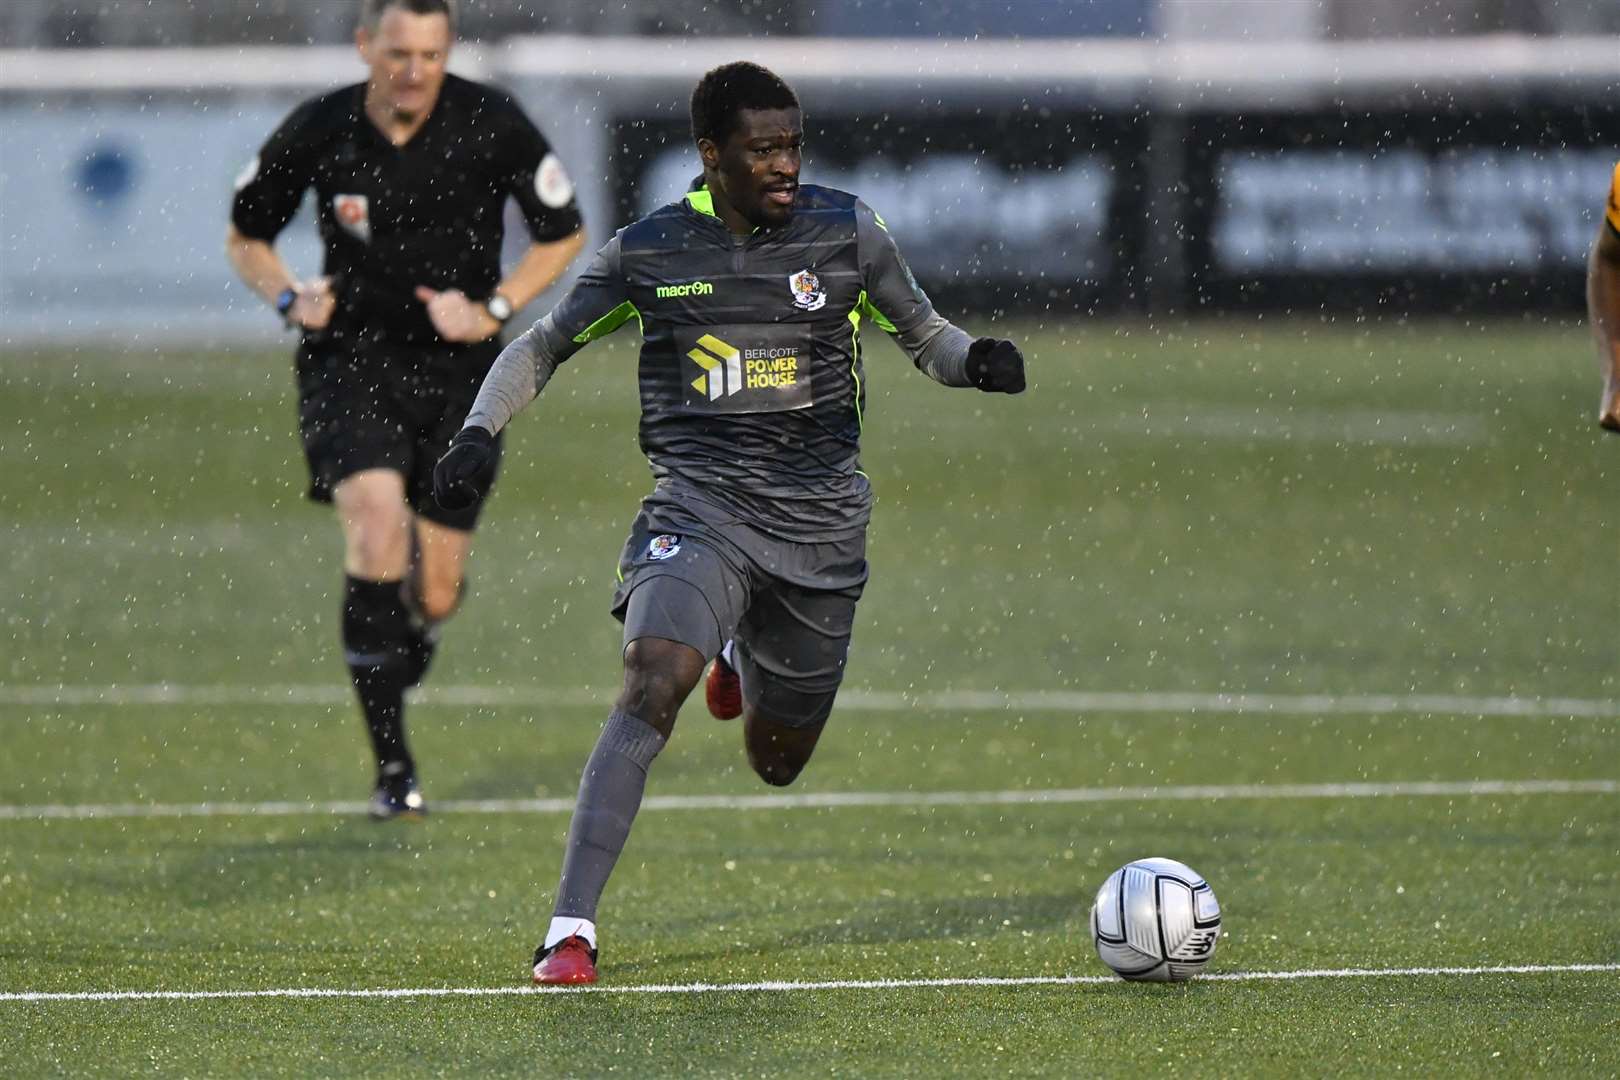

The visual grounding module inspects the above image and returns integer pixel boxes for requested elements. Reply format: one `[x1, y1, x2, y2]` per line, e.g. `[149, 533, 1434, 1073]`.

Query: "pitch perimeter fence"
[2, 36, 1616, 342]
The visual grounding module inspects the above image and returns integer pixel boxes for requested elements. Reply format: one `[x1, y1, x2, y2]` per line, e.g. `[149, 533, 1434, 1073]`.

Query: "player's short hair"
[361, 0, 456, 33]
[690, 62, 800, 147]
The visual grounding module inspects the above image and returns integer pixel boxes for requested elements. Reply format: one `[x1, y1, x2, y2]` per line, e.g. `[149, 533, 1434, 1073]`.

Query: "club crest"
[788, 268, 826, 312]
[333, 193, 371, 242]
[647, 534, 681, 561]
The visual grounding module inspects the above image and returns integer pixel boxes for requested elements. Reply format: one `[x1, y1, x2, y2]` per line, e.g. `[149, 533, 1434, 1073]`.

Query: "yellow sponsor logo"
[689, 333, 744, 400]
[742, 347, 799, 389]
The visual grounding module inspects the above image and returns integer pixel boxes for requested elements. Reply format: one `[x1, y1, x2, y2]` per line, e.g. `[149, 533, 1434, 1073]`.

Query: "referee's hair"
[360, 0, 456, 32]
[690, 62, 800, 146]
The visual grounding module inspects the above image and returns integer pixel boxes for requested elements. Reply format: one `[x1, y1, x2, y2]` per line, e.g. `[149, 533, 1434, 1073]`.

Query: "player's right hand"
[966, 337, 1027, 394]
[433, 426, 497, 510]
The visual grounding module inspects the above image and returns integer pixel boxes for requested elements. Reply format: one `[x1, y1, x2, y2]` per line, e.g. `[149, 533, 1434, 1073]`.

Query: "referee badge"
[647, 534, 682, 561]
[788, 268, 826, 312]
[333, 193, 371, 243]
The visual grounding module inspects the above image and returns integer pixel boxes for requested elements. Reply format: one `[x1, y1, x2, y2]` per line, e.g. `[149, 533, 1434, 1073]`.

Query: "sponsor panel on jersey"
[679, 324, 814, 414]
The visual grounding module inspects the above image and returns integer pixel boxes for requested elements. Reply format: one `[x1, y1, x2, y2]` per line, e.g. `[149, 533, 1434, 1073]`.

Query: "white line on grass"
[1105, 407, 1487, 447]
[2, 778, 1613, 822]
[3, 963, 1616, 1003]
[3, 684, 1617, 718]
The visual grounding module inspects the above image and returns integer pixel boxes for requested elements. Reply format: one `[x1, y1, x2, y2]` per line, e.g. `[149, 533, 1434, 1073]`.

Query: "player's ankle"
[544, 916, 597, 951]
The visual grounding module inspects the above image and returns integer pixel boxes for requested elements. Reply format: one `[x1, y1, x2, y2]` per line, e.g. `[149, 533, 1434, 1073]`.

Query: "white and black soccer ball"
[1089, 857, 1221, 982]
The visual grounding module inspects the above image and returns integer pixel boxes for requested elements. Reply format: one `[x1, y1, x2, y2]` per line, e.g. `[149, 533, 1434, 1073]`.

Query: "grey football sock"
[551, 708, 666, 922]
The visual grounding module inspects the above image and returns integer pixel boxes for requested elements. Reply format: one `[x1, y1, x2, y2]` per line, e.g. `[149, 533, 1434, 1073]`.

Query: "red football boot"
[705, 654, 743, 720]
[532, 935, 598, 985]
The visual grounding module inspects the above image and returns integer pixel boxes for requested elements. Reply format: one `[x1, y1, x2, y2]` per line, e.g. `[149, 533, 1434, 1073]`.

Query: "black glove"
[433, 426, 496, 511]
[966, 338, 1026, 394]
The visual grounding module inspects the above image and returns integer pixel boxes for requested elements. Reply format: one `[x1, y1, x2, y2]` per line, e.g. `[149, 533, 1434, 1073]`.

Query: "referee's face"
[357, 7, 452, 123]
[708, 108, 803, 233]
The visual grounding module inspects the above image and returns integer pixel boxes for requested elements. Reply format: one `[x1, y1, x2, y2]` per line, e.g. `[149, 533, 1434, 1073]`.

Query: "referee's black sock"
[342, 575, 416, 779]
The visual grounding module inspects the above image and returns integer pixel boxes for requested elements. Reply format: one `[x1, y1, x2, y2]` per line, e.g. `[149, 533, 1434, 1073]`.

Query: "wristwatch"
[274, 286, 298, 327]
[484, 292, 514, 325]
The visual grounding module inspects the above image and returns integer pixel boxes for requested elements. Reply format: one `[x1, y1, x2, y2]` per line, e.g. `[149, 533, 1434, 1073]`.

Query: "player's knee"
[748, 750, 807, 787]
[347, 527, 410, 579]
[415, 576, 463, 623]
[618, 639, 702, 730]
[744, 718, 815, 787]
[338, 497, 411, 577]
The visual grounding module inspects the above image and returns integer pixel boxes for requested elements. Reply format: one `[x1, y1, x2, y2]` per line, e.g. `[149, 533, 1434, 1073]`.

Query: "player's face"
[707, 108, 803, 231]
[356, 7, 451, 121]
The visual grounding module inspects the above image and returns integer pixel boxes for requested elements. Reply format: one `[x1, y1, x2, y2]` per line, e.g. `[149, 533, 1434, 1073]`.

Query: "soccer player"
[226, 0, 585, 818]
[1588, 160, 1620, 432]
[433, 61, 1026, 985]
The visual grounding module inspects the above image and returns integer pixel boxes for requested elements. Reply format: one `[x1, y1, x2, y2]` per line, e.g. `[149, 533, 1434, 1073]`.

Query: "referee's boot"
[532, 935, 598, 985]
[368, 766, 428, 821]
[705, 651, 743, 721]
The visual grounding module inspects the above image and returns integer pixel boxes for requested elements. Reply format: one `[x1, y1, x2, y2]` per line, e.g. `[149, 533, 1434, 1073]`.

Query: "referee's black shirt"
[231, 73, 582, 346]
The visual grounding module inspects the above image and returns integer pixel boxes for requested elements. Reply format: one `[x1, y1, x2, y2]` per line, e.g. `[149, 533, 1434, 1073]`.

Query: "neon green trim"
[848, 293, 868, 434]
[683, 184, 757, 233]
[856, 290, 897, 334]
[684, 188, 718, 217]
[572, 300, 641, 344]
[872, 209, 889, 231]
[615, 563, 625, 583]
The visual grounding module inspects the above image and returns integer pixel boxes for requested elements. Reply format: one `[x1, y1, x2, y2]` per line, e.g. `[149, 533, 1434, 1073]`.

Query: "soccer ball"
[1089, 857, 1221, 982]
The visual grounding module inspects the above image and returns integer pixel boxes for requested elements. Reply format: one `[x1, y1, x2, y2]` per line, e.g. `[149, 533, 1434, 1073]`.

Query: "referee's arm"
[491, 227, 585, 313]
[225, 224, 335, 331]
[1589, 176, 1620, 432]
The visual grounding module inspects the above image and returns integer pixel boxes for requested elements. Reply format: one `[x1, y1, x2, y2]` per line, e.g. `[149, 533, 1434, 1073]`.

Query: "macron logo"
[656, 281, 714, 299]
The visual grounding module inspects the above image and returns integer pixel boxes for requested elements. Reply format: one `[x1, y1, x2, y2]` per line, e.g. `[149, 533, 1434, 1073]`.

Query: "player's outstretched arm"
[1587, 216, 1620, 433]
[434, 237, 635, 510]
[854, 199, 1025, 394]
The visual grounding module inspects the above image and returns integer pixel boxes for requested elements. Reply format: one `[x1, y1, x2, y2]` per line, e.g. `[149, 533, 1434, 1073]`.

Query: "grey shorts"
[610, 487, 868, 729]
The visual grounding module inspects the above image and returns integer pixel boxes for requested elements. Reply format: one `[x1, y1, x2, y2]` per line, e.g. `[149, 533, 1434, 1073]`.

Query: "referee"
[1589, 160, 1620, 431]
[434, 61, 1026, 983]
[226, 0, 584, 818]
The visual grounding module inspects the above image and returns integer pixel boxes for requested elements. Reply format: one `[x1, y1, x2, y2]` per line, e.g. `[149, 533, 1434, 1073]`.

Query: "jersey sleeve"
[546, 234, 635, 346]
[463, 235, 634, 434]
[854, 199, 936, 336]
[230, 99, 319, 241]
[1607, 162, 1620, 236]
[854, 199, 975, 387]
[496, 94, 584, 244]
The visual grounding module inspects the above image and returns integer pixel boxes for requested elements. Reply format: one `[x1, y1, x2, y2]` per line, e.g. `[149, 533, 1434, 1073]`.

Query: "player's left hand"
[967, 338, 1026, 394]
[416, 286, 501, 343]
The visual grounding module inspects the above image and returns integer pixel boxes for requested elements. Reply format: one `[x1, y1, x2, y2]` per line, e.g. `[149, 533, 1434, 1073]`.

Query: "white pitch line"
[2, 684, 1616, 718]
[3, 963, 1616, 1003]
[2, 778, 1614, 822]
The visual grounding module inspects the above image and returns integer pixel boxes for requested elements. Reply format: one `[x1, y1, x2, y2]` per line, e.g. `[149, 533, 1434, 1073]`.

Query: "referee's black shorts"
[294, 333, 502, 531]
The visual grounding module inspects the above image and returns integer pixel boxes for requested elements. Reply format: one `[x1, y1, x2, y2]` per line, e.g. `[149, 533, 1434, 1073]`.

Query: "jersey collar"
[683, 182, 763, 235]
[683, 185, 718, 218]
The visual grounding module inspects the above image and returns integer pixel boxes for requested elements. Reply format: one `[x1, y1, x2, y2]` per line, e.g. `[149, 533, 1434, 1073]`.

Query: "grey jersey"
[466, 184, 975, 541]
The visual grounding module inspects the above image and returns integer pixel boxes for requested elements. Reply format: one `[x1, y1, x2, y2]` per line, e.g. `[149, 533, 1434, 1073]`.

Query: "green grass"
[1, 317, 1617, 1076]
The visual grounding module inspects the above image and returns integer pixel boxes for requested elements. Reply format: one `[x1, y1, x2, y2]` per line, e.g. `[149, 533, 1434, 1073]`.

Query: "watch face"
[487, 295, 513, 322]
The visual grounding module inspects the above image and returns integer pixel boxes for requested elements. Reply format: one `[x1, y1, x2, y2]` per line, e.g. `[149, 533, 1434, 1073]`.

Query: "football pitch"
[2, 317, 1616, 1076]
